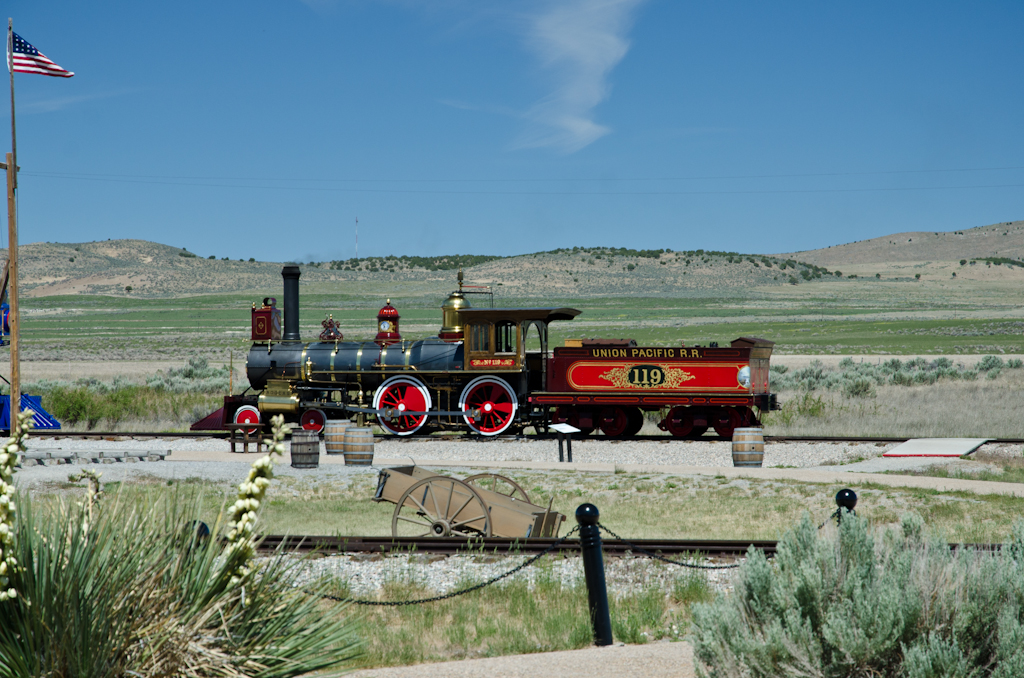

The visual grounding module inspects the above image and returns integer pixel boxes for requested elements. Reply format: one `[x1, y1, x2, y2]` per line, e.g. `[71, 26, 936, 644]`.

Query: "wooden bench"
[226, 423, 266, 454]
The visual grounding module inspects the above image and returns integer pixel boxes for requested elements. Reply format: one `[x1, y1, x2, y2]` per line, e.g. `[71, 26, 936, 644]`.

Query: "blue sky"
[4, 1, 1023, 262]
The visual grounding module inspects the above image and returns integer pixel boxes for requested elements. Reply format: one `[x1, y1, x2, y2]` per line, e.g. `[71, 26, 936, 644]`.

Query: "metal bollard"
[576, 503, 613, 646]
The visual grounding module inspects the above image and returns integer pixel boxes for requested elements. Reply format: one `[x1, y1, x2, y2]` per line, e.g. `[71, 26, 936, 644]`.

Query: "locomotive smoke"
[282, 264, 301, 341]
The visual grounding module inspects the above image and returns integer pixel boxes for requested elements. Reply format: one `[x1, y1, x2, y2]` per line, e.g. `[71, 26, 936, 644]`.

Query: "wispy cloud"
[21, 90, 134, 114]
[516, 0, 644, 153]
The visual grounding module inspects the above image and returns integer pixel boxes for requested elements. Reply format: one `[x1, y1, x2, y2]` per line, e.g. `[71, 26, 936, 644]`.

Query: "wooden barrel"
[343, 427, 374, 466]
[324, 419, 350, 455]
[732, 427, 764, 468]
[290, 430, 320, 469]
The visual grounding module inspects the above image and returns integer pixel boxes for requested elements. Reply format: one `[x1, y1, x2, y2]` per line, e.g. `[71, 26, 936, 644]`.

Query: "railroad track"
[258, 535, 776, 558]
[256, 534, 1002, 557]
[27, 431, 1024, 445]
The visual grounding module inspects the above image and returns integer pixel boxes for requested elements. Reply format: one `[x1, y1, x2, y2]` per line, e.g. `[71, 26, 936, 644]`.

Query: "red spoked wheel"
[233, 405, 261, 435]
[373, 376, 432, 436]
[712, 407, 743, 439]
[459, 376, 518, 436]
[598, 407, 630, 437]
[300, 408, 326, 433]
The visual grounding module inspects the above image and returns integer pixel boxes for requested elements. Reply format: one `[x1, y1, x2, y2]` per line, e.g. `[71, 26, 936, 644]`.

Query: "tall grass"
[692, 513, 1024, 677]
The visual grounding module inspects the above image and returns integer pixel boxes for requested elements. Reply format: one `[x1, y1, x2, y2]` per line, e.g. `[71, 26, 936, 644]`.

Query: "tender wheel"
[662, 406, 693, 438]
[233, 405, 261, 435]
[598, 407, 630, 437]
[465, 473, 531, 503]
[459, 376, 518, 436]
[553, 406, 594, 436]
[624, 407, 645, 436]
[373, 376, 432, 436]
[392, 477, 492, 538]
[712, 407, 743, 439]
[300, 408, 326, 433]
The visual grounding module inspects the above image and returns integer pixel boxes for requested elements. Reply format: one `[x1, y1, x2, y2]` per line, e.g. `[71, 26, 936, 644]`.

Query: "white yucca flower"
[222, 414, 287, 588]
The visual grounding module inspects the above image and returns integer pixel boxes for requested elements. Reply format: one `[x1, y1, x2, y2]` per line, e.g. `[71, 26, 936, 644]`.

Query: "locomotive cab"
[461, 307, 580, 374]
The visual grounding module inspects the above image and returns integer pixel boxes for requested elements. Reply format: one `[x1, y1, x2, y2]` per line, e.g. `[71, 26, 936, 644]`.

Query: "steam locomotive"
[194, 265, 777, 438]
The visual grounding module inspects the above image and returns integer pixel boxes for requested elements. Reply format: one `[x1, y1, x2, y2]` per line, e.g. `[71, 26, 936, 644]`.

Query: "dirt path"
[346, 641, 695, 678]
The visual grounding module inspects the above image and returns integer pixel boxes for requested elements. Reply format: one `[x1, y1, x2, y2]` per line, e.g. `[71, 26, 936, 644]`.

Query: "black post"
[576, 503, 613, 646]
[557, 432, 565, 463]
[566, 434, 573, 462]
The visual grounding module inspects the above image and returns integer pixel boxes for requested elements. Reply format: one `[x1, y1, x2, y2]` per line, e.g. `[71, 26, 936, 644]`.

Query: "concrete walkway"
[346, 641, 695, 678]
[167, 450, 1024, 497]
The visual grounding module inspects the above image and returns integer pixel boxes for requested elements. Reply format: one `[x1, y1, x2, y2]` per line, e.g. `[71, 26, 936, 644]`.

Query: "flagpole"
[8, 19, 15, 182]
[5, 18, 19, 422]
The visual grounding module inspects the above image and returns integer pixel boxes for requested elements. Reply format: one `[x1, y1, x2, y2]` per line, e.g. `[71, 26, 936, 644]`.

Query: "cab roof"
[460, 308, 581, 323]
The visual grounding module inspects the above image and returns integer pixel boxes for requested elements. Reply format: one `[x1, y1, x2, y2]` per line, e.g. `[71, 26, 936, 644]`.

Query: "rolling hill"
[1, 218, 1021, 300]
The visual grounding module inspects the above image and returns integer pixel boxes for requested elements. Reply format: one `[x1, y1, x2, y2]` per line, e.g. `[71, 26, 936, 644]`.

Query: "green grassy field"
[15, 287, 1024, 361]
[44, 468, 1024, 545]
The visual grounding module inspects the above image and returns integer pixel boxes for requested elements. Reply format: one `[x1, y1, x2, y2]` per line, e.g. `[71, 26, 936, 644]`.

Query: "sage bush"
[770, 356, 1020, 396]
[692, 513, 1024, 677]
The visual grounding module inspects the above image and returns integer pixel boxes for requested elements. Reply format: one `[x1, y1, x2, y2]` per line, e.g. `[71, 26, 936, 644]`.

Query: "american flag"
[8, 32, 74, 78]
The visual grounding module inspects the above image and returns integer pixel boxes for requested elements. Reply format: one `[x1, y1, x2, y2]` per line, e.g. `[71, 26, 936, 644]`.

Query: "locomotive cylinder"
[282, 264, 301, 341]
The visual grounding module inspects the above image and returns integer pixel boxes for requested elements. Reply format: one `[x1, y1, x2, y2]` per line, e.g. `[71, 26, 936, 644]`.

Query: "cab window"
[469, 323, 491, 353]
[495, 321, 516, 354]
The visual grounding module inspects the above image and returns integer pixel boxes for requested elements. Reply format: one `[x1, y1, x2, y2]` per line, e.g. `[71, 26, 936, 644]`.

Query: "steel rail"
[256, 535, 776, 557]
[21, 430, 1024, 445]
[256, 534, 1003, 557]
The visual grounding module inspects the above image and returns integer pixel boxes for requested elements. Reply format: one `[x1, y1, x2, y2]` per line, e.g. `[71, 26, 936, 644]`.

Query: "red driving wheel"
[300, 408, 326, 433]
[373, 376, 432, 436]
[460, 377, 518, 436]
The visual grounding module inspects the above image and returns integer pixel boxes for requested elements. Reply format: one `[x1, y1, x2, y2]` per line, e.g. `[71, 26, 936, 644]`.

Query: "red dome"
[378, 300, 400, 320]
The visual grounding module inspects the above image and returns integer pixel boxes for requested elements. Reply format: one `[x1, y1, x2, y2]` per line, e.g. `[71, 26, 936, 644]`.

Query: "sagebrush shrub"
[692, 514, 1024, 677]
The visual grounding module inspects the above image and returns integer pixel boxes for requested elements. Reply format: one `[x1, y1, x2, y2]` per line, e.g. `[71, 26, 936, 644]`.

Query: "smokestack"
[282, 264, 301, 341]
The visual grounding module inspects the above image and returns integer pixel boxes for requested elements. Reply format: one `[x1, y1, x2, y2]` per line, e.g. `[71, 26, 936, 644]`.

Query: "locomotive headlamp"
[737, 366, 751, 388]
[835, 488, 857, 512]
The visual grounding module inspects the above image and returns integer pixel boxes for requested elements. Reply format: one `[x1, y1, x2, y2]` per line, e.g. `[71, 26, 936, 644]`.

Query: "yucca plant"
[0, 415, 361, 678]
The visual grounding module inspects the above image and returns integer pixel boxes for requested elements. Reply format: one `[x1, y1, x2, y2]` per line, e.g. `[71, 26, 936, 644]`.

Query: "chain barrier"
[313, 525, 581, 607]
[818, 509, 840, 530]
[596, 523, 743, 570]
[818, 508, 855, 530]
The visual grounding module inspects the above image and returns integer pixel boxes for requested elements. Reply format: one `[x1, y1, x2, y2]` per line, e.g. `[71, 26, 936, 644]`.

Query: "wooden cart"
[372, 466, 565, 539]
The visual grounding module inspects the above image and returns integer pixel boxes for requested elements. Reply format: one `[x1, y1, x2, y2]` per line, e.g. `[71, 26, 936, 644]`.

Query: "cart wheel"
[392, 477, 492, 538]
[373, 376, 432, 436]
[465, 473, 531, 503]
[459, 376, 518, 436]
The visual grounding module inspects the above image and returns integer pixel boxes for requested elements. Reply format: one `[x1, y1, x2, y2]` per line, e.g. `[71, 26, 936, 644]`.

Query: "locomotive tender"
[199, 265, 778, 438]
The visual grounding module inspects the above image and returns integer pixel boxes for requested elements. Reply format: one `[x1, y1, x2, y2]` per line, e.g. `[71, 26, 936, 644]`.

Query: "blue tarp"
[0, 395, 61, 431]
